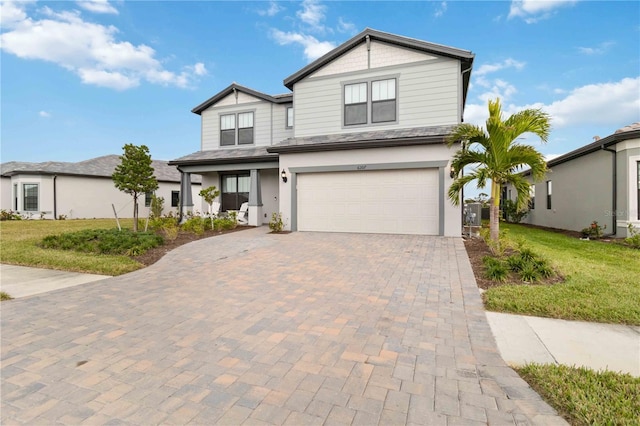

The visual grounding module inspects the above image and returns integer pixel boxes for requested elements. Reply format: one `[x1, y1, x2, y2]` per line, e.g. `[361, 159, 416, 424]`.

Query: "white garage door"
[297, 169, 439, 235]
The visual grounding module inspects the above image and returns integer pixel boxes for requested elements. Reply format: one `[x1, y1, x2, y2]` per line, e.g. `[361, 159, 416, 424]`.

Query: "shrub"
[181, 217, 206, 235]
[483, 256, 508, 282]
[213, 213, 238, 231]
[0, 210, 22, 221]
[520, 263, 540, 282]
[40, 229, 164, 255]
[581, 220, 606, 239]
[503, 199, 529, 223]
[269, 212, 284, 233]
[625, 224, 640, 249]
[150, 195, 164, 218]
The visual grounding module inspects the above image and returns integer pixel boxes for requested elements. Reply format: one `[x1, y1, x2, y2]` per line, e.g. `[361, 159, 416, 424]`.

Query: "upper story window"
[344, 82, 367, 126]
[286, 107, 294, 128]
[344, 77, 397, 127]
[220, 112, 254, 146]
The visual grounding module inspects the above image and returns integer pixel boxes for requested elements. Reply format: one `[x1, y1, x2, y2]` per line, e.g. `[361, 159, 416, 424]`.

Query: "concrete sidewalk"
[486, 311, 640, 377]
[0, 264, 110, 299]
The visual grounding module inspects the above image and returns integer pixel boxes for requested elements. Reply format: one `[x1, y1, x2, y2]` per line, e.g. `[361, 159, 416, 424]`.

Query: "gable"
[212, 91, 264, 108]
[309, 40, 436, 79]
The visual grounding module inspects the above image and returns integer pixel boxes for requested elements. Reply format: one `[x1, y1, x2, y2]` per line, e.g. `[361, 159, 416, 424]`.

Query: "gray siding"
[272, 104, 294, 144]
[525, 150, 613, 233]
[201, 101, 273, 150]
[293, 58, 460, 138]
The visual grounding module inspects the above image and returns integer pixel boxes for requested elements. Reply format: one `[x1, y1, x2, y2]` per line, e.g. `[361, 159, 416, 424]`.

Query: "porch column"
[248, 169, 263, 226]
[179, 171, 193, 222]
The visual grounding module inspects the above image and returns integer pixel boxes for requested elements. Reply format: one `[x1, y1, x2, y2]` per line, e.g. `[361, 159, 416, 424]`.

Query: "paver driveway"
[1, 228, 565, 425]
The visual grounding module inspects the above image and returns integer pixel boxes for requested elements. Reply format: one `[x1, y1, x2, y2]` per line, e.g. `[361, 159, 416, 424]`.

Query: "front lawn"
[0, 219, 143, 276]
[516, 364, 640, 425]
[481, 224, 640, 325]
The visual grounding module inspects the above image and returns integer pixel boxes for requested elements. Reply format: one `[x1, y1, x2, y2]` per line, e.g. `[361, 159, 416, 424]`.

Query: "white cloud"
[0, 0, 32, 27]
[297, 0, 327, 32]
[39, 110, 51, 118]
[270, 29, 335, 62]
[509, 0, 578, 23]
[76, 0, 118, 15]
[477, 79, 518, 103]
[578, 41, 614, 55]
[464, 77, 640, 129]
[337, 17, 356, 34]
[257, 1, 283, 17]
[434, 1, 447, 18]
[0, 4, 206, 90]
[475, 58, 525, 77]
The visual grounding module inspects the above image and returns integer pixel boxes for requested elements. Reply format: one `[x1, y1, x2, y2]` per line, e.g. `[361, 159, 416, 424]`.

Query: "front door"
[221, 173, 250, 211]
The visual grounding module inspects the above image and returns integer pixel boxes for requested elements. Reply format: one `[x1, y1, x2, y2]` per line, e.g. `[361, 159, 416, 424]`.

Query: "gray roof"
[0, 155, 200, 183]
[282, 28, 474, 106]
[191, 83, 293, 115]
[169, 146, 278, 166]
[267, 125, 457, 154]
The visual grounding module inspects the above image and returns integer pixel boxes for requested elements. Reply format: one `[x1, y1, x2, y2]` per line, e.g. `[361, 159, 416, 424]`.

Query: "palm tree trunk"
[490, 181, 500, 243]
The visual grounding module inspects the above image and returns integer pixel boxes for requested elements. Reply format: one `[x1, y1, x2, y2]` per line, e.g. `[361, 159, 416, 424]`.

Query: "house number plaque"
[357, 165, 367, 170]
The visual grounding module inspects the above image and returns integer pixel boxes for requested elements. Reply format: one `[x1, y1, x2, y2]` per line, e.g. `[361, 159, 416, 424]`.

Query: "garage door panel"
[297, 169, 439, 235]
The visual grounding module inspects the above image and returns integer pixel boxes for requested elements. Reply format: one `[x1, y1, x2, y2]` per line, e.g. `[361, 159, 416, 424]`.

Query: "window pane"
[221, 114, 235, 130]
[372, 79, 396, 101]
[13, 184, 18, 210]
[221, 129, 235, 146]
[287, 107, 293, 127]
[238, 175, 250, 193]
[345, 83, 367, 104]
[238, 128, 253, 144]
[145, 192, 152, 207]
[23, 184, 38, 211]
[372, 99, 396, 123]
[223, 176, 237, 193]
[345, 104, 367, 125]
[238, 112, 253, 128]
[171, 191, 179, 207]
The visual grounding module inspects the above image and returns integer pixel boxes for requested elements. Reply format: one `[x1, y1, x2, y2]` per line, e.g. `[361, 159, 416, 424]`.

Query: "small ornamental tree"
[112, 144, 158, 232]
[199, 185, 220, 229]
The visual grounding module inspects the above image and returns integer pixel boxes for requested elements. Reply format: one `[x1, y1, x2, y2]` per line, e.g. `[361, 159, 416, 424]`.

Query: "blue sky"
[2, 0, 639, 172]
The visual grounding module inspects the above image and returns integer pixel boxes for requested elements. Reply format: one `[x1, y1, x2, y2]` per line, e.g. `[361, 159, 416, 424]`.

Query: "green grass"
[516, 364, 640, 425]
[0, 219, 144, 276]
[483, 223, 640, 325]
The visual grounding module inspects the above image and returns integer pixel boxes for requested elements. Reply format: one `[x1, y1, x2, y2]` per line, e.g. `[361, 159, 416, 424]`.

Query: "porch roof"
[267, 125, 457, 154]
[169, 146, 278, 167]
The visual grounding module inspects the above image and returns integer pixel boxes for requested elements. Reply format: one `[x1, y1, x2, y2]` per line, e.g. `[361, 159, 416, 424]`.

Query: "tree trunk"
[490, 181, 500, 244]
[133, 199, 138, 232]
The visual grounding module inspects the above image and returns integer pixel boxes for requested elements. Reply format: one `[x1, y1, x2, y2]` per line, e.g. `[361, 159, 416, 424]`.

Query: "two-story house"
[170, 28, 474, 236]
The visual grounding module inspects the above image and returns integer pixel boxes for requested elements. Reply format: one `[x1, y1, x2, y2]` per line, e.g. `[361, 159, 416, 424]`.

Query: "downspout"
[178, 167, 184, 224]
[602, 145, 617, 236]
[365, 35, 371, 69]
[460, 66, 472, 122]
[53, 175, 57, 220]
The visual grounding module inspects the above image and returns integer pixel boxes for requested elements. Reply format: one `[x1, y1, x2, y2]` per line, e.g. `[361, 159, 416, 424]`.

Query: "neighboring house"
[504, 123, 640, 238]
[1, 155, 202, 219]
[170, 28, 474, 236]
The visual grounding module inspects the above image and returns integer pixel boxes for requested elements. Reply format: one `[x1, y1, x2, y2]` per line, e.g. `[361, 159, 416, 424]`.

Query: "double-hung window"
[344, 77, 397, 127]
[371, 78, 396, 123]
[546, 181, 552, 209]
[220, 112, 254, 146]
[530, 185, 535, 209]
[344, 83, 367, 126]
[23, 183, 38, 211]
[171, 191, 180, 207]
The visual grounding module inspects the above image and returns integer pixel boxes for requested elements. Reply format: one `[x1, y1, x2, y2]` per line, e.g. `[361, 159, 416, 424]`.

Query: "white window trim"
[627, 155, 640, 225]
[341, 74, 400, 129]
[22, 182, 39, 212]
[286, 106, 294, 129]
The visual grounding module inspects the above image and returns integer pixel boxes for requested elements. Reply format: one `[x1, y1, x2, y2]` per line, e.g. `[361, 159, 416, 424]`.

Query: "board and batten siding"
[294, 58, 460, 138]
[201, 100, 273, 150]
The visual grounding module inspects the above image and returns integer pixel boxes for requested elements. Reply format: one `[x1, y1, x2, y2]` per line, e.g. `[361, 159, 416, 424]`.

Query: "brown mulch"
[132, 226, 251, 267]
[463, 234, 565, 290]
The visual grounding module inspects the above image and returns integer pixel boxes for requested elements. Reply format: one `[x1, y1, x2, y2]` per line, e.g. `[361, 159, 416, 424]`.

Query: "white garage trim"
[289, 160, 447, 235]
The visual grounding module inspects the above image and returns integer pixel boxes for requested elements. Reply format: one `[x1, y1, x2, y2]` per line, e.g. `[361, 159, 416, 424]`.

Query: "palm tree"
[447, 98, 551, 244]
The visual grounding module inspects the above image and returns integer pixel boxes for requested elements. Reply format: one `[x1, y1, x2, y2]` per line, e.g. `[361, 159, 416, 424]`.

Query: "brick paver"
[1, 228, 567, 424]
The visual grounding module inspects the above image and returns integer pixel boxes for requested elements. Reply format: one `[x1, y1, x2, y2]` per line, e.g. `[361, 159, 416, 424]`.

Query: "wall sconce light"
[281, 169, 288, 183]
[450, 166, 457, 179]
